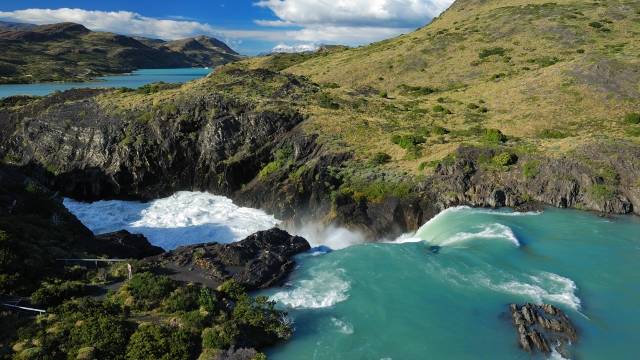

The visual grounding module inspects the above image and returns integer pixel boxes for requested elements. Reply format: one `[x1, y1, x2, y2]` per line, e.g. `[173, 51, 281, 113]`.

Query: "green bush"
[623, 113, 640, 124]
[431, 125, 449, 135]
[317, 93, 339, 109]
[128, 272, 176, 301]
[467, 103, 478, 109]
[202, 322, 239, 350]
[588, 184, 616, 202]
[379, 91, 388, 98]
[482, 128, 506, 142]
[259, 161, 282, 180]
[31, 281, 87, 308]
[198, 286, 219, 313]
[441, 153, 458, 167]
[588, 21, 603, 29]
[479, 47, 506, 58]
[390, 134, 424, 149]
[163, 285, 200, 313]
[367, 152, 392, 166]
[217, 279, 247, 301]
[233, 294, 293, 347]
[126, 323, 195, 359]
[523, 161, 541, 179]
[433, 105, 445, 112]
[493, 152, 518, 166]
[539, 129, 567, 139]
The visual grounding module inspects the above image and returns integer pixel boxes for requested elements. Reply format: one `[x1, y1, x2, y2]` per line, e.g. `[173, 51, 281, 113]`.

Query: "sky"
[0, 0, 455, 55]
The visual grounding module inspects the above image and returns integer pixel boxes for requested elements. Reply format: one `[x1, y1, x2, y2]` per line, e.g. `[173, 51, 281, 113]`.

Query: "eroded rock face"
[509, 303, 578, 355]
[144, 228, 311, 290]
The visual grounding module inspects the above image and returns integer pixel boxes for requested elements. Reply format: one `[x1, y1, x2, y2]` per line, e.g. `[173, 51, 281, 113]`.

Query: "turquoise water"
[260, 206, 640, 359]
[0, 68, 212, 98]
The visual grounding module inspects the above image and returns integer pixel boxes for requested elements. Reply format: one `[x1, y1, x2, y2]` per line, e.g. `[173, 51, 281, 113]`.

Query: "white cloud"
[251, 0, 455, 45]
[0, 8, 228, 41]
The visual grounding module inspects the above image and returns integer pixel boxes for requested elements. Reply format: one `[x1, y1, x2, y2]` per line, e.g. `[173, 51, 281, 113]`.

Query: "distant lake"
[0, 68, 213, 98]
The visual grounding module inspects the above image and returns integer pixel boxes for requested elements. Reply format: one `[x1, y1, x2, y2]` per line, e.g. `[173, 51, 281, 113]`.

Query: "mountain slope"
[0, 22, 242, 83]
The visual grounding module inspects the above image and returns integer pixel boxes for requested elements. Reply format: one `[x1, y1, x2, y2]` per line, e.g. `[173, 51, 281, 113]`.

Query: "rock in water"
[509, 303, 578, 355]
[145, 228, 311, 290]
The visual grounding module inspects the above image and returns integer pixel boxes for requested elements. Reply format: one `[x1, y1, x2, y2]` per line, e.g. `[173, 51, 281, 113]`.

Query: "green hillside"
[0, 22, 242, 84]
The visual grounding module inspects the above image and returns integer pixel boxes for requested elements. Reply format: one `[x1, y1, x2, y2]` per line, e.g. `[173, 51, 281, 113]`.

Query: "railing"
[56, 258, 127, 267]
[1, 295, 46, 314]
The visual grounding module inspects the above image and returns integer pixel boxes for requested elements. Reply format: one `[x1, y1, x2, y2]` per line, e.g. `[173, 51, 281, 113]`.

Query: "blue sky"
[0, 0, 454, 55]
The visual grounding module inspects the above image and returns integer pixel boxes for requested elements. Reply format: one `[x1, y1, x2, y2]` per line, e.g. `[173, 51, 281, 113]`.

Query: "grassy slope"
[258, 0, 640, 174]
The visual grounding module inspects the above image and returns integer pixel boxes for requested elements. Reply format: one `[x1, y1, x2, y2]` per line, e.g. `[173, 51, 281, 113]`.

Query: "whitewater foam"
[439, 223, 521, 247]
[63, 191, 279, 250]
[270, 268, 350, 309]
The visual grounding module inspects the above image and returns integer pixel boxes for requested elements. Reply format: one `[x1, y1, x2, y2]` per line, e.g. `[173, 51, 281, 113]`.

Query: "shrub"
[31, 281, 87, 308]
[467, 103, 478, 109]
[217, 280, 246, 301]
[477, 107, 488, 113]
[127, 272, 176, 301]
[479, 47, 506, 58]
[379, 91, 388, 98]
[163, 285, 200, 313]
[441, 153, 458, 167]
[259, 161, 282, 180]
[317, 93, 339, 109]
[433, 105, 445, 112]
[539, 129, 567, 139]
[367, 152, 392, 166]
[588, 21, 603, 29]
[126, 323, 195, 359]
[623, 113, 640, 124]
[482, 128, 506, 142]
[523, 161, 541, 179]
[198, 286, 219, 313]
[202, 322, 240, 350]
[493, 152, 518, 166]
[390, 134, 424, 149]
[431, 125, 449, 135]
[588, 184, 616, 202]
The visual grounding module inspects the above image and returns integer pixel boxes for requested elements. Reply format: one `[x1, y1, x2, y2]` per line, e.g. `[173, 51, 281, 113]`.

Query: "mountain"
[258, 42, 321, 56]
[0, 20, 36, 31]
[0, 22, 242, 84]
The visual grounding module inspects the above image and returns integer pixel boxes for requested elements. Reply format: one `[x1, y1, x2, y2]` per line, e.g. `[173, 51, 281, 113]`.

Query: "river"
[0, 68, 213, 98]
[64, 192, 640, 359]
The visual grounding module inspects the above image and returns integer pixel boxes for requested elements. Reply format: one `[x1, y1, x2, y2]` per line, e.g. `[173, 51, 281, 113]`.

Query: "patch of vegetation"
[588, 184, 616, 202]
[623, 113, 640, 124]
[367, 152, 392, 166]
[431, 126, 449, 135]
[482, 128, 507, 142]
[493, 152, 518, 166]
[397, 84, 437, 97]
[523, 161, 542, 179]
[390, 134, 424, 149]
[317, 92, 339, 109]
[479, 47, 506, 58]
[539, 129, 568, 139]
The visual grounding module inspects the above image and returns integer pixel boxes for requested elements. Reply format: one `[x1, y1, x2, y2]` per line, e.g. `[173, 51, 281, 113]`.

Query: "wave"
[439, 223, 521, 247]
[270, 269, 350, 309]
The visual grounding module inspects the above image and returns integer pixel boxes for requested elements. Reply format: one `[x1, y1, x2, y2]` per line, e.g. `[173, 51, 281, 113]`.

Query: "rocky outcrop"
[1, 72, 639, 241]
[144, 228, 311, 290]
[71, 230, 164, 259]
[509, 303, 578, 355]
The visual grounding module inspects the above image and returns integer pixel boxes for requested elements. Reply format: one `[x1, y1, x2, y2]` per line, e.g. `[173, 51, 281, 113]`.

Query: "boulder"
[509, 303, 578, 355]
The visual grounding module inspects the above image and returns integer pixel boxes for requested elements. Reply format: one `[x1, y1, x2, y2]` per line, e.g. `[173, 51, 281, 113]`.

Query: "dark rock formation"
[145, 228, 311, 290]
[509, 303, 578, 355]
[71, 230, 164, 259]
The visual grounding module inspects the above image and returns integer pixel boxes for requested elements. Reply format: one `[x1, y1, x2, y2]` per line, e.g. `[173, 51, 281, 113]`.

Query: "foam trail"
[331, 318, 354, 334]
[64, 191, 279, 250]
[270, 268, 351, 309]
